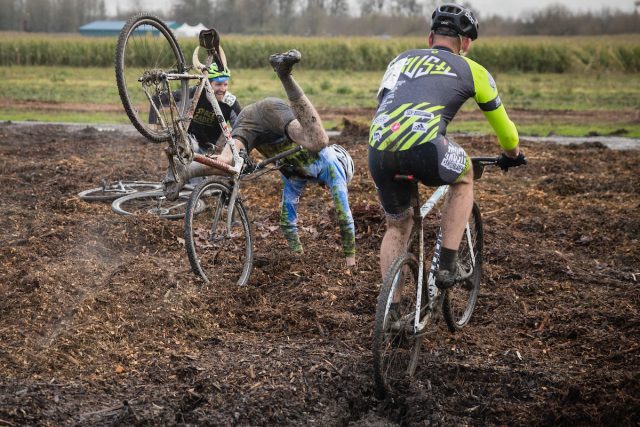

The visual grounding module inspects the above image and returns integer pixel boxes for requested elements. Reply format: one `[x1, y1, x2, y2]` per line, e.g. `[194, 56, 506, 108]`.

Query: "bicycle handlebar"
[255, 145, 302, 170]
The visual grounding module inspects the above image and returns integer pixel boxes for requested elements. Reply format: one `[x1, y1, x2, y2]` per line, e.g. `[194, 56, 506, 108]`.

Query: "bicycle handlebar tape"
[193, 154, 236, 175]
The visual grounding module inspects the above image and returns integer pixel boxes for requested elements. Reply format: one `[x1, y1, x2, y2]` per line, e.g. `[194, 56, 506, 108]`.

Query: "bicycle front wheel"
[443, 202, 483, 331]
[78, 181, 162, 202]
[184, 178, 254, 286]
[115, 13, 188, 143]
[372, 252, 422, 399]
[111, 190, 201, 220]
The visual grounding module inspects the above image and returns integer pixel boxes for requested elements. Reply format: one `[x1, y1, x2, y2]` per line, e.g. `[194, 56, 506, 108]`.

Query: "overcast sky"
[106, 0, 637, 18]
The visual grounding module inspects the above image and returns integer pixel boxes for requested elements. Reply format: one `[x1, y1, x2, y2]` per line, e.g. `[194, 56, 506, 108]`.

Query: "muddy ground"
[0, 117, 638, 426]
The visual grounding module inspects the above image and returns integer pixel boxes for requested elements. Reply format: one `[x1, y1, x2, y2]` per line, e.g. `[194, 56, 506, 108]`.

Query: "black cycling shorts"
[368, 135, 470, 217]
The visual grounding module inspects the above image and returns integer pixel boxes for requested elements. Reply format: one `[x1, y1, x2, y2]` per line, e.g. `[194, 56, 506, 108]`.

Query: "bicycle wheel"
[443, 202, 483, 331]
[115, 13, 188, 143]
[184, 178, 253, 286]
[372, 252, 421, 399]
[78, 181, 162, 202]
[111, 190, 203, 220]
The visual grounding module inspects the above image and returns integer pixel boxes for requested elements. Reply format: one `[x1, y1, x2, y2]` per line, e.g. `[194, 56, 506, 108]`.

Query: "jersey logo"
[441, 144, 467, 174]
[402, 55, 457, 78]
[373, 114, 390, 126]
[404, 109, 434, 120]
[391, 122, 401, 132]
[412, 122, 429, 133]
[488, 74, 496, 90]
[222, 92, 236, 106]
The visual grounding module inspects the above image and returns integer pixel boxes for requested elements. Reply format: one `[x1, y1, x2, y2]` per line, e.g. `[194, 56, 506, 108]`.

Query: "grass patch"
[0, 66, 638, 138]
[449, 120, 640, 138]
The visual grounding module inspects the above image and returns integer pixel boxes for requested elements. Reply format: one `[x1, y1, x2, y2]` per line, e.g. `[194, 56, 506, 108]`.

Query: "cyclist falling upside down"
[163, 49, 357, 267]
[368, 3, 526, 289]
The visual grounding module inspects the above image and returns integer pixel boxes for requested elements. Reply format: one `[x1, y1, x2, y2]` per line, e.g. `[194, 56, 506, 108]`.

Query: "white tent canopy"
[174, 23, 208, 38]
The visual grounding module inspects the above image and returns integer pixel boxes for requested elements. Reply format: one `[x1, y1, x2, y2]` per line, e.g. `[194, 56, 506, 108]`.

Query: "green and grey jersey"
[369, 47, 518, 152]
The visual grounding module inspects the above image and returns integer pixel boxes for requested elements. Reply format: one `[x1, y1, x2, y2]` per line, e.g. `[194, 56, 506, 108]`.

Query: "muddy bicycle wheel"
[111, 190, 202, 220]
[184, 178, 253, 286]
[372, 252, 422, 399]
[115, 13, 188, 143]
[443, 202, 483, 331]
[78, 181, 162, 202]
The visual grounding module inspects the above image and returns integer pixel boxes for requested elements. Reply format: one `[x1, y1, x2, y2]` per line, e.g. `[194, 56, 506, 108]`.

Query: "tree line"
[0, 0, 638, 36]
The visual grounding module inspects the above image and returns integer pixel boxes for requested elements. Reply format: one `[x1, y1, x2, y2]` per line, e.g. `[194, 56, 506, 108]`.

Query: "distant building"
[79, 20, 180, 37]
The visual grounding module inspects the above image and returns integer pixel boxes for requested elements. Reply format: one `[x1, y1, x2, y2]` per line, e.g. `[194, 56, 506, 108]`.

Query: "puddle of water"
[520, 135, 639, 151]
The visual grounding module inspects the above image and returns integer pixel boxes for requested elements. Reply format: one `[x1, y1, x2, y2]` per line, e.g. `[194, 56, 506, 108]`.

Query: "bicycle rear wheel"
[443, 202, 483, 331]
[184, 178, 253, 286]
[115, 13, 188, 143]
[111, 190, 202, 220]
[78, 181, 162, 202]
[372, 252, 421, 399]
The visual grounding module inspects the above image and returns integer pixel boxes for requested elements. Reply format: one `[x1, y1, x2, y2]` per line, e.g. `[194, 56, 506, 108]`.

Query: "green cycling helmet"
[208, 63, 230, 82]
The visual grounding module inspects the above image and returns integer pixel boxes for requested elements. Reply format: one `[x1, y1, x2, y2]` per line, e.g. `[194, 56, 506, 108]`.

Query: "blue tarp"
[79, 20, 179, 36]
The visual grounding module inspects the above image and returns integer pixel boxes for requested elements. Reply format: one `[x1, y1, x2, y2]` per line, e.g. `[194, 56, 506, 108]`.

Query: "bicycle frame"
[142, 45, 248, 235]
[396, 157, 497, 335]
[411, 184, 450, 335]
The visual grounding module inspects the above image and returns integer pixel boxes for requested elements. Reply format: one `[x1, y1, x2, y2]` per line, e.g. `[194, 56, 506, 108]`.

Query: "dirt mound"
[0, 123, 638, 425]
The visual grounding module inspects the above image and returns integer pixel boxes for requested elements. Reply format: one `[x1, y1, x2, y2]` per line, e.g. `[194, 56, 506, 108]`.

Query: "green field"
[1, 65, 638, 137]
[2, 33, 639, 73]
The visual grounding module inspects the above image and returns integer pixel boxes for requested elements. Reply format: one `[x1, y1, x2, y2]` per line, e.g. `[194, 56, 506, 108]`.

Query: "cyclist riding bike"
[368, 3, 526, 288]
[163, 50, 357, 267]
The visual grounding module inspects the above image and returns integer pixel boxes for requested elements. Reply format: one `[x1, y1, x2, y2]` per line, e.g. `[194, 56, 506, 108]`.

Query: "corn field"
[1, 33, 638, 73]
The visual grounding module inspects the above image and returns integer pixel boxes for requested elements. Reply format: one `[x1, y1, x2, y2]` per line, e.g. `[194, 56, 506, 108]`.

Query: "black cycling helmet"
[431, 3, 479, 41]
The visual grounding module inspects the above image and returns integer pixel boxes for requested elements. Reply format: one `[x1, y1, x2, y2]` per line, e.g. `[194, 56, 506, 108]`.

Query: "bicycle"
[184, 144, 303, 287]
[115, 12, 245, 180]
[372, 157, 500, 399]
[78, 180, 162, 201]
[111, 186, 203, 220]
[115, 14, 303, 286]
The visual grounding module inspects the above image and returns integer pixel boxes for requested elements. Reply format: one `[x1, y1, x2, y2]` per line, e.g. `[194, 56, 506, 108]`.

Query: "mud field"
[0, 119, 638, 426]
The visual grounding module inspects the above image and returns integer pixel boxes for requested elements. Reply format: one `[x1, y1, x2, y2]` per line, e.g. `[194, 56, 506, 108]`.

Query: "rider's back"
[370, 47, 517, 152]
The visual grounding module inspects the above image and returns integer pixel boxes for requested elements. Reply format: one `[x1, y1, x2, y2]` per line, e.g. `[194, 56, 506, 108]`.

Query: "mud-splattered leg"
[269, 49, 328, 152]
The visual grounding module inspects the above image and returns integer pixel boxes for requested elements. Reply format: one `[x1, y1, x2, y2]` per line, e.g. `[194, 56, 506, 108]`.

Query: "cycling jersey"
[368, 46, 518, 216]
[369, 47, 518, 152]
[148, 87, 241, 153]
[232, 97, 356, 257]
[188, 88, 241, 152]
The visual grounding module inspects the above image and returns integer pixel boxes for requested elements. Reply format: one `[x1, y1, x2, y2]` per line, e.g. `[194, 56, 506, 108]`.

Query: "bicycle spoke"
[373, 253, 421, 399]
[443, 203, 483, 331]
[116, 13, 188, 142]
[185, 179, 253, 286]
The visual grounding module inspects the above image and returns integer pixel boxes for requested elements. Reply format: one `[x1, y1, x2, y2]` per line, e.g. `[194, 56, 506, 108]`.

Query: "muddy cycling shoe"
[435, 265, 461, 290]
[162, 159, 188, 201]
[269, 49, 301, 76]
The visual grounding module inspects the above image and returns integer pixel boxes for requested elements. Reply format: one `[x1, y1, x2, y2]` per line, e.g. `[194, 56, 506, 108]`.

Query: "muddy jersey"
[231, 97, 318, 175]
[189, 89, 241, 151]
[369, 47, 518, 152]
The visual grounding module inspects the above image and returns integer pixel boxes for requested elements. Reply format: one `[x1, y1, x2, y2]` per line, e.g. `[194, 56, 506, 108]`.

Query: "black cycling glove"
[496, 152, 527, 171]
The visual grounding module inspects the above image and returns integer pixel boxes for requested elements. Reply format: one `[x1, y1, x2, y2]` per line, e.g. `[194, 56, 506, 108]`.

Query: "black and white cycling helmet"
[329, 144, 354, 184]
[431, 3, 479, 41]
